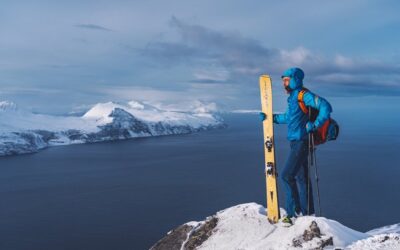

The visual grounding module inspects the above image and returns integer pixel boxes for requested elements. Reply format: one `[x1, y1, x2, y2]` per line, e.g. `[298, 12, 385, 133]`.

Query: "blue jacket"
[274, 68, 332, 141]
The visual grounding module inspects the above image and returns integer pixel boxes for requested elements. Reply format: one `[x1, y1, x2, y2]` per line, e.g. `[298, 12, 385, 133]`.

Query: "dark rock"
[33, 130, 57, 142]
[151, 216, 219, 250]
[292, 221, 333, 249]
[95, 108, 152, 140]
[1, 132, 46, 155]
[63, 129, 86, 141]
[303, 221, 321, 241]
[292, 237, 303, 247]
[380, 235, 390, 242]
[14, 132, 44, 147]
[319, 237, 334, 249]
[151, 224, 194, 250]
[184, 217, 218, 250]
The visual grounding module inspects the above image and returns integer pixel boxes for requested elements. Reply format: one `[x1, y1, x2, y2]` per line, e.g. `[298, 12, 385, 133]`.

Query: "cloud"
[141, 16, 280, 76]
[74, 23, 113, 32]
[140, 17, 400, 96]
[0, 86, 64, 95]
[94, 82, 247, 111]
[191, 69, 230, 84]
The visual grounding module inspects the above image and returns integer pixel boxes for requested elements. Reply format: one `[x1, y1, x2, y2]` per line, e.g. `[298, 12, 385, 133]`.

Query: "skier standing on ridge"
[260, 67, 332, 225]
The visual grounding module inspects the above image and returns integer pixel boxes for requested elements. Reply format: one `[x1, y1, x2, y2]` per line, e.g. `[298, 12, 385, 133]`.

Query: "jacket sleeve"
[302, 91, 332, 128]
[273, 110, 288, 124]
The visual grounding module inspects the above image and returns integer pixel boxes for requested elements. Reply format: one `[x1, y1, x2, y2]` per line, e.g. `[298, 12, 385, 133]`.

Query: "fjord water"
[1, 106, 399, 249]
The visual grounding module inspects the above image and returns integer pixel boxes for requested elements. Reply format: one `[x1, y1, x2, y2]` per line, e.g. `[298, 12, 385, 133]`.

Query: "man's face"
[282, 77, 291, 93]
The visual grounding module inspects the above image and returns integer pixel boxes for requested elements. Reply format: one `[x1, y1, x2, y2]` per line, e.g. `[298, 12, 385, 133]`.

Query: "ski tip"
[260, 74, 270, 79]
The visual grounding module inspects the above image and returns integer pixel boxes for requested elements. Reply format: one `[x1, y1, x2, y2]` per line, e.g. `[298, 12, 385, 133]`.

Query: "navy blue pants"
[281, 139, 314, 217]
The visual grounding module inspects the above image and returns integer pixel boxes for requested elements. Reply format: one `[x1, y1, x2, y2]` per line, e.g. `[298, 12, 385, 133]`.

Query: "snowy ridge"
[346, 234, 400, 250]
[151, 203, 400, 250]
[367, 223, 400, 235]
[0, 100, 225, 156]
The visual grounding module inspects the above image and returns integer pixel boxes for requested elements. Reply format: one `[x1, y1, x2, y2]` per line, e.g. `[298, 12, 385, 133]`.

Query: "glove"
[306, 122, 316, 133]
[259, 112, 267, 121]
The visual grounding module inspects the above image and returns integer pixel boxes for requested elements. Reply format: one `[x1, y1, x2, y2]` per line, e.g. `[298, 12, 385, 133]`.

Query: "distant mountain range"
[0, 100, 225, 156]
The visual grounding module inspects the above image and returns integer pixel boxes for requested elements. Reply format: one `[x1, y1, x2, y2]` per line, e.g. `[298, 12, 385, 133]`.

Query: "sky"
[1, 0, 400, 114]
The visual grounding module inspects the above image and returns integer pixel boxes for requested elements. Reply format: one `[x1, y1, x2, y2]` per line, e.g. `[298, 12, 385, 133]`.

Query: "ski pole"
[311, 134, 322, 216]
[307, 107, 312, 216]
[307, 123, 310, 215]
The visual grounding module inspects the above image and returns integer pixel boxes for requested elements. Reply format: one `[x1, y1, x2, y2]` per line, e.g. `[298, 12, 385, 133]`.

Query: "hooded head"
[281, 67, 305, 90]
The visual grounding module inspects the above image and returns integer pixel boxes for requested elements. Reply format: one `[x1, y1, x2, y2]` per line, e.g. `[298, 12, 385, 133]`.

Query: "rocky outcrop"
[151, 217, 219, 250]
[150, 203, 379, 250]
[292, 221, 333, 249]
[151, 224, 194, 250]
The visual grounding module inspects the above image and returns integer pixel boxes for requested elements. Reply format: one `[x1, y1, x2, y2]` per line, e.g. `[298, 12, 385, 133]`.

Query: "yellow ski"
[259, 75, 280, 223]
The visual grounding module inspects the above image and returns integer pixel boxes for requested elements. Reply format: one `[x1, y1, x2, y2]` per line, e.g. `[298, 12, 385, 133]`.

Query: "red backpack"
[298, 88, 339, 145]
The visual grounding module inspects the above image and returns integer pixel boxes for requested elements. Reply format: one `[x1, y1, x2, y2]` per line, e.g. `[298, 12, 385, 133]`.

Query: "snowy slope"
[151, 203, 400, 250]
[342, 223, 400, 250]
[346, 234, 400, 250]
[0, 100, 225, 156]
[197, 204, 366, 250]
[367, 223, 400, 235]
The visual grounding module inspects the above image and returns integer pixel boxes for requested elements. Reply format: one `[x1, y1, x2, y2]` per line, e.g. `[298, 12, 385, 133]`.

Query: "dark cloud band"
[74, 23, 113, 32]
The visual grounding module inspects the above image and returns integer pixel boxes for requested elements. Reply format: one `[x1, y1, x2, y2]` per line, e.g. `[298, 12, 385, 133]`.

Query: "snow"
[199, 203, 367, 249]
[0, 108, 97, 133]
[346, 234, 400, 250]
[173, 203, 400, 250]
[82, 102, 122, 125]
[368, 223, 400, 235]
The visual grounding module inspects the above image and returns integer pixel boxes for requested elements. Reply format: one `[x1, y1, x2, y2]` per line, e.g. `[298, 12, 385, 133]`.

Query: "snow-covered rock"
[346, 234, 400, 250]
[151, 203, 400, 250]
[342, 223, 400, 250]
[0, 100, 225, 156]
[367, 223, 400, 235]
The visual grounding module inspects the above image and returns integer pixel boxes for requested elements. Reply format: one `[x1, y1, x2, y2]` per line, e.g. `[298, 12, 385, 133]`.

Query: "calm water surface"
[0, 113, 399, 250]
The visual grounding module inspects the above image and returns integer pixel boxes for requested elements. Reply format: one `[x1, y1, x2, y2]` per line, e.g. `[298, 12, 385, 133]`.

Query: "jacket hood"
[281, 67, 304, 90]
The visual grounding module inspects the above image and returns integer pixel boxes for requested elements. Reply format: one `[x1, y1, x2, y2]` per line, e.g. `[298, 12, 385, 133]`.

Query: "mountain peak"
[151, 203, 400, 250]
[82, 102, 121, 123]
[0, 101, 18, 112]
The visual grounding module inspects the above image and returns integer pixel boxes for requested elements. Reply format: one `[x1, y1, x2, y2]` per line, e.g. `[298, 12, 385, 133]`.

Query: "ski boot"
[281, 216, 293, 227]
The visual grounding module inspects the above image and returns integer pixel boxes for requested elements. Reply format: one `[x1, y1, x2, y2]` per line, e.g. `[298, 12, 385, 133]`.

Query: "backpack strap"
[297, 88, 309, 114]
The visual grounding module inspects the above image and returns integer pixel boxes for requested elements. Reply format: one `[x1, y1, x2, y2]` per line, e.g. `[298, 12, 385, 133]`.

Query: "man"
[260, 67, 332, 225]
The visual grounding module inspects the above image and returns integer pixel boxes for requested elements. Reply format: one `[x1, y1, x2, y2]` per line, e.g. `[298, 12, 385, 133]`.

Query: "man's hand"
[259, 112, 267, 121]
[306, 122, 316, 133]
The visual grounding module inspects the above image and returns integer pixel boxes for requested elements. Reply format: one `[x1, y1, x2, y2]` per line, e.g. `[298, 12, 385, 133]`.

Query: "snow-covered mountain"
[151, 203, 400, 250]
[0, 101, 18, 112]
[0, 100, 225, 156]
